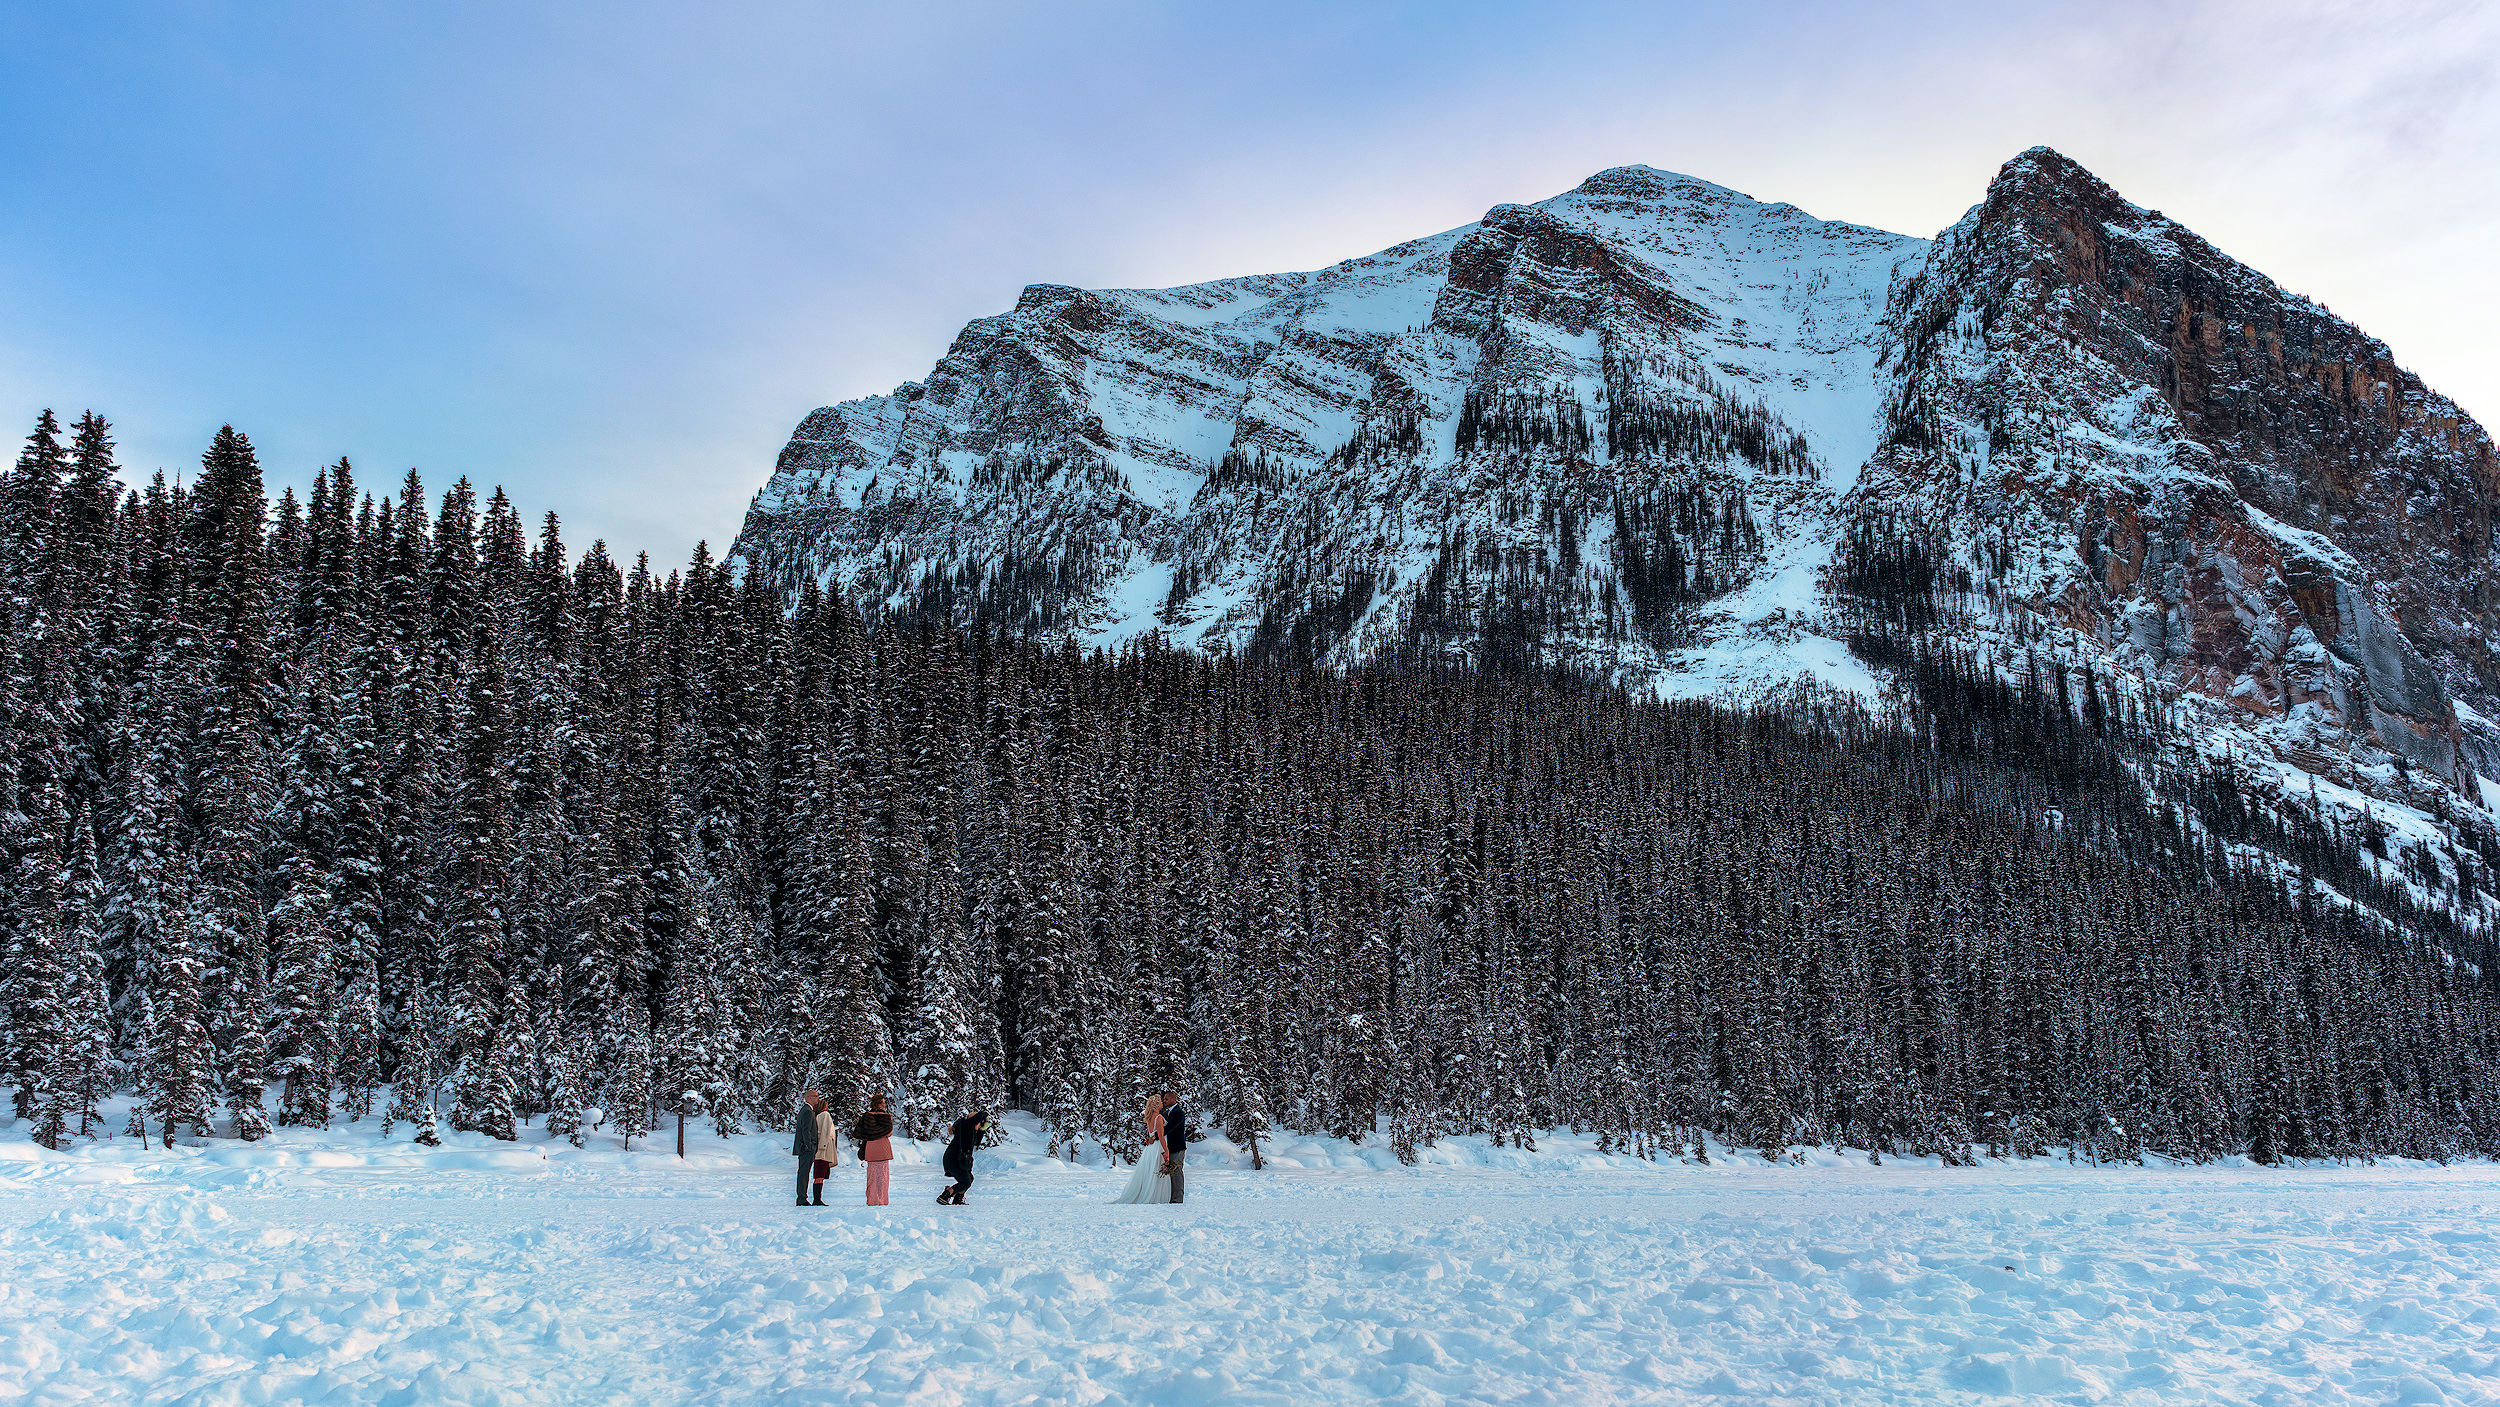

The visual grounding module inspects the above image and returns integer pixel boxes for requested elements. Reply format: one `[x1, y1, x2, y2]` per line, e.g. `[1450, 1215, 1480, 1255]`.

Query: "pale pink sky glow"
[0, 0, 2490, 565]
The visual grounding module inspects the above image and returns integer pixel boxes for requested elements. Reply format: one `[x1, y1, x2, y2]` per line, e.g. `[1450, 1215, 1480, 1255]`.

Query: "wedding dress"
[1111, 1120, 1172, 1204]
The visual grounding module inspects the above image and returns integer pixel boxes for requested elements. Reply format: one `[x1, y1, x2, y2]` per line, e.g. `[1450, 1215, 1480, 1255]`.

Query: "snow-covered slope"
[736, 149, 2500, 804]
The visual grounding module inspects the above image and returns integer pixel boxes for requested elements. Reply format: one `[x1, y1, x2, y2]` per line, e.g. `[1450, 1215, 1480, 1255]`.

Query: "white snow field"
[3, 1109, 2497, 1406]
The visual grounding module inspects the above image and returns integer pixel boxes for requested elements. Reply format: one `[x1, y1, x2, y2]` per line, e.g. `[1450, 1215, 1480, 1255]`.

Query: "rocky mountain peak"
[1563, 164, 1756, 211]
[1990, 143, 2101, 190]
[737, 151, 2500, 824]
[1570, 163, 1680, 197]
[1866, 146, 2500, 793]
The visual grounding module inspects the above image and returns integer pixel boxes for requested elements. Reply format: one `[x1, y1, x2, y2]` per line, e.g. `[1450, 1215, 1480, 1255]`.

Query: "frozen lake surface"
[3, 1111, 2496, 1404]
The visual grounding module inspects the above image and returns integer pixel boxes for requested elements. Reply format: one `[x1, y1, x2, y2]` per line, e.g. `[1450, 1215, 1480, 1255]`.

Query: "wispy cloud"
[0, 1, 2490, 565]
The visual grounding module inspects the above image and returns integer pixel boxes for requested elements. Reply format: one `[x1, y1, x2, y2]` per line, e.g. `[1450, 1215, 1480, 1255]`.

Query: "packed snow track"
[2, 1117, 2495, 1405]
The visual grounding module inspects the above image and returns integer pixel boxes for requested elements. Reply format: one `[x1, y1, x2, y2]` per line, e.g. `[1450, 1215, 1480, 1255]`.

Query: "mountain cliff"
[734, 148, 2499, 809]
[1863, 149, 2500, 791]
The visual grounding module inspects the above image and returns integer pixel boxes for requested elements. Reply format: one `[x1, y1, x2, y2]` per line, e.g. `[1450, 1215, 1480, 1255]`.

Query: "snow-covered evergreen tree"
[267, 670, 343, 1130]
[652, 766, 732, 1136]
[612, 1001, 653, 1149]
[382, 994, 437, 1140]
[443, 629, 516, 1139]
[815, 771, 891, 1124]
[189, 427, 276, 1140]
[543, 1030, 584, 1148]
[46, 807, 115, 1142]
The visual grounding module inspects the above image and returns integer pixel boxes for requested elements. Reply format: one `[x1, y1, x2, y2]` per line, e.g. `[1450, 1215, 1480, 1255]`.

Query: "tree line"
[2, 412, 2494, 1167]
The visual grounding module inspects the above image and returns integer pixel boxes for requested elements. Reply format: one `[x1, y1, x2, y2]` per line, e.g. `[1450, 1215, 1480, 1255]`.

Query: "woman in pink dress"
[851, 1094, 895, 1206]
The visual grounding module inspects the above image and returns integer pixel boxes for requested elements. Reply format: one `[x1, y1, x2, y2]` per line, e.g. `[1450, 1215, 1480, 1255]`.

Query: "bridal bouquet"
[1159, 1154, 1178, 1176]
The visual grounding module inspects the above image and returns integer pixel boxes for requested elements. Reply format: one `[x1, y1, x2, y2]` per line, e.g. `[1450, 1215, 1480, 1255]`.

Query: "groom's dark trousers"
[1165, 1103, 1188, 1204]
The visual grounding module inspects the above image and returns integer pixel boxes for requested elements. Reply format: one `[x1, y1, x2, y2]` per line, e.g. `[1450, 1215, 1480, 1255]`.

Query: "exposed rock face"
[741, 166, 1910, 683]
[736, 149, 2499, 795]
[1865, 148, 2500, 785]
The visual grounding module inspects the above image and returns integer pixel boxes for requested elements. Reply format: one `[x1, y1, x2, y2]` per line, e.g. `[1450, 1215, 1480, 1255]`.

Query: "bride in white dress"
[1112, 1095, 1173, 1204]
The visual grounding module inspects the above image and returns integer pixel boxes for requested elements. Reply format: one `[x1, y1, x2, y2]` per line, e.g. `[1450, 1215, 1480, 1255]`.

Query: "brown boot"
[812, 1185, 826, 1206]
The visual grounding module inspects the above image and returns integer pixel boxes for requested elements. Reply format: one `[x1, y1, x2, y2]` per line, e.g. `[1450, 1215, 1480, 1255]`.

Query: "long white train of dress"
[1112, 1139, 1172, 1204]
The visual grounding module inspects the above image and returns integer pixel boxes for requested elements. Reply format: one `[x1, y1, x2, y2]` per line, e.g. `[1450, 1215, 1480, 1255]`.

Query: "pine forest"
[3, 412, 2495, 1170]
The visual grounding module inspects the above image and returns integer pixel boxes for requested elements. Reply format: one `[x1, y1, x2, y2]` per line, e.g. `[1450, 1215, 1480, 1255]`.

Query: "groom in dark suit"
[1159, 1090, 1189, 1204]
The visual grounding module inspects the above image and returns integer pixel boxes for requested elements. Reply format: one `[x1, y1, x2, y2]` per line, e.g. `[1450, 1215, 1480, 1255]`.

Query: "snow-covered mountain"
[735, 148, 2499, 803]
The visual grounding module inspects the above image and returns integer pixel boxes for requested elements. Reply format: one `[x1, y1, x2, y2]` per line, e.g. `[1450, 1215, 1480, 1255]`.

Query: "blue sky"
[2, 1, 2493, 566]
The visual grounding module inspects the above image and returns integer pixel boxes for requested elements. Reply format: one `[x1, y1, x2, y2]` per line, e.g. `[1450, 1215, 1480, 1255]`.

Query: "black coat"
[943, 1114, 988, 1177]
[1162, 1103, 1189, 1154]
[850, 1110, 893, 1152]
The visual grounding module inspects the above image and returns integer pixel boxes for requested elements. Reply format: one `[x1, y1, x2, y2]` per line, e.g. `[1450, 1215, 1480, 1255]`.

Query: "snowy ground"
[3, 1109, 2497, 1405]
